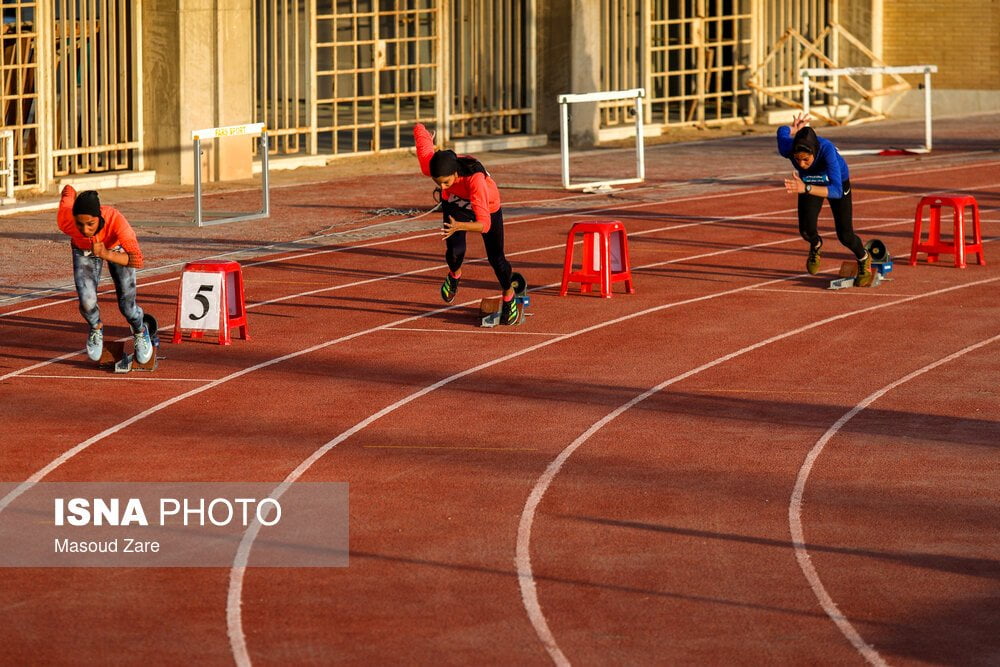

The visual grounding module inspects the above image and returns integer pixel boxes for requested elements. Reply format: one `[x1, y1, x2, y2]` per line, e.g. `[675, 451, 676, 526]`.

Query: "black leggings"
[443, 200, 513, 291]
[798, 179, 865, 259]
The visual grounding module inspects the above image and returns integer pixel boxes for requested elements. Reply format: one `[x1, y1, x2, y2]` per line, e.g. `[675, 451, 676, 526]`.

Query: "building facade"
[1, 0, 996, 193]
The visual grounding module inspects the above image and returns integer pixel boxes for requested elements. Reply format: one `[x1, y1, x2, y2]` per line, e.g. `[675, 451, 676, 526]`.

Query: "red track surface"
[1, 130, 999, 664]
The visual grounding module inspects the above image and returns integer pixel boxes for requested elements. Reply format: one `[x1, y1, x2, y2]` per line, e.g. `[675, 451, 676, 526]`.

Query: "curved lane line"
[1, 167, 996, 660]
[5, 212, 861, 506]
[0, 208, 992, 662]
[513, 276, 1000, 665]
[0, 183, 954, 383]
[789, 333, 1000, 666]
[227, 273, 1000, 664]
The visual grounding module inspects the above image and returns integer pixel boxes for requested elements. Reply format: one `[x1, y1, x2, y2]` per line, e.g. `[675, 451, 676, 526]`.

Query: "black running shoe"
[806, 242, 823, 275]
[440, 274, 459, 303]
[501, 298, 519, 326]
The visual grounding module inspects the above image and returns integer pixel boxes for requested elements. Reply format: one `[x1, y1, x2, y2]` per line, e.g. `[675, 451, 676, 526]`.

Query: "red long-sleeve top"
[414, 123, 501, 232]
[57, 186, 144, 268]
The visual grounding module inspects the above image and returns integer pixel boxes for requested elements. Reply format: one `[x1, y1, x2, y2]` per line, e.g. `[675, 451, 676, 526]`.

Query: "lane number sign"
[180, 271, 224, 330]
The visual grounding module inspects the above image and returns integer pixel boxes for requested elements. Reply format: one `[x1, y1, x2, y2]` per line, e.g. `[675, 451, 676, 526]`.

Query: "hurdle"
[0, 129, 15, 203]
[559, 88, 646, 192]
[191, 123, 271, 226]
[801, 65, 938, 154]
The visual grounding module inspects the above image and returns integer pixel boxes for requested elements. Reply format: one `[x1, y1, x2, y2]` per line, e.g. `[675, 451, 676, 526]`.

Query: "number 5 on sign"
[180, 272, 223, 330]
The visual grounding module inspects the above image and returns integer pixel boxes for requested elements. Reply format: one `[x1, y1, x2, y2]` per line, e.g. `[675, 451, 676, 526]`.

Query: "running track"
[1, 151, 998, 665]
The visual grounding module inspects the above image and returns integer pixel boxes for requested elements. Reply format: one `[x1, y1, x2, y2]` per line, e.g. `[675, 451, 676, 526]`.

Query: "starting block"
[828, 261, 884, 290]
[866, 238, 893, 276]
[98, 343, 159, 373]
[827, 239, 893, 290]
[479, 272, 530, 327]
[96, 314, 161, 373]
[98, 340, 126, 367]
[479, 294, 530, 327]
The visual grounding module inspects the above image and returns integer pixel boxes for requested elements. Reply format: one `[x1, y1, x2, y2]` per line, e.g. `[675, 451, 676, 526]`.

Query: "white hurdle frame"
[191, 123, 271, 226]
[801, 65, 938, 155]
[0, 130, 15, 202]
[559, 88, 646, 191]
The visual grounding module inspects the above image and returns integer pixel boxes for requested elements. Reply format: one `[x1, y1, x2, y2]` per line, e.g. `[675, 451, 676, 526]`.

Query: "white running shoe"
[134, 325, 153, 364]
[86, 327, 103, 362]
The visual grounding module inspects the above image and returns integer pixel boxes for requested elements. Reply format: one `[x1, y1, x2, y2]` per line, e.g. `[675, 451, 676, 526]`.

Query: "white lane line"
[0, 180, 748, 316]
[0, 181, 969, 383]
[362, 445, 538, 452]
[14, 374, 213, 382]
[750, 287, 911, 297]
[226, 267, 1000, 665]
[789, 333, 1000, 667]
[0, 177, 768, 320]
[2, 155, 993, 317]
[0, 193, 989, 659]
[383, 327, 564, 337]
[514, 276, 1000, 666]
[0, 164, 994, 660]
[225, 272, 807, 667]
[0, 190, 810, 379]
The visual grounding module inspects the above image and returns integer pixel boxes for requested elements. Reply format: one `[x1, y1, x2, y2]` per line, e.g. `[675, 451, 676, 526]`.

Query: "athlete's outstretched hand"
[790, 113, 811, 134]
[442, 216, 461, 240]
[784, 171, 805, 194]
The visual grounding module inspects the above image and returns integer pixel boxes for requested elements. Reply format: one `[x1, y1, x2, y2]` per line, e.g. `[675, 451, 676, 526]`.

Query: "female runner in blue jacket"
[778, 113, 873, 287]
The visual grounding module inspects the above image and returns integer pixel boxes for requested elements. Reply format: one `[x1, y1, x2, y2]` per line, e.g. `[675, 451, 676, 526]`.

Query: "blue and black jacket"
[776, 126, 850, 198]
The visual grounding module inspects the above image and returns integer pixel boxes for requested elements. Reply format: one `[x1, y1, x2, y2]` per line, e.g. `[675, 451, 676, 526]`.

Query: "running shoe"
[86, 327, 103, 362]
[854, 251, 875, 288]
[441, 274, 460, 303]
[134, 325, 153, 364]
[806, 242, 823, 275]
[501, 298, 520, 326]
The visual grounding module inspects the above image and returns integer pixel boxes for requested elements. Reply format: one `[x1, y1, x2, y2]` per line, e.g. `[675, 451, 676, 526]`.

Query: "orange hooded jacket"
[57, 186, 143, 269]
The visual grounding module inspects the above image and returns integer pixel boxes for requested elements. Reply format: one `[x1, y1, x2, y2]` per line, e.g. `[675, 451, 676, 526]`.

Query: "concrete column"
[569, 0, 601, 147]
[143, 0, 255, 185]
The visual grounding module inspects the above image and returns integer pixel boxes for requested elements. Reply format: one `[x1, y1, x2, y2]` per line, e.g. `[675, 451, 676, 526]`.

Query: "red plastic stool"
[909, 194, 985, 269]
[560, 220, 635, 298]
[172, 260, 250, 345]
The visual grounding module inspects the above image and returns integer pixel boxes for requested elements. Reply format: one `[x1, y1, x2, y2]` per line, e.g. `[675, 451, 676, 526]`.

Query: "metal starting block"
[97, 315, 161, 373]
[98, 340, 126, 367]
[97, 340, 159, 373]
[828, 240, 892, 289]
[875, 256, 893, 275]
[113, 350, 159, 374]
[479, 272, 530, 327]
[828, 261, 884, 290]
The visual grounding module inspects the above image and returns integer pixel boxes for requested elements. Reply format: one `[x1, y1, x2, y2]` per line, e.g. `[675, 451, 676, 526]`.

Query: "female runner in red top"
[413, 123, 519, 325]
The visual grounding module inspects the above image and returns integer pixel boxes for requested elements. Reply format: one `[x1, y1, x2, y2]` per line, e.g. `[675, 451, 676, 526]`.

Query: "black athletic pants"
[443, 200, 513, 291]
[797, 179, 865, 259]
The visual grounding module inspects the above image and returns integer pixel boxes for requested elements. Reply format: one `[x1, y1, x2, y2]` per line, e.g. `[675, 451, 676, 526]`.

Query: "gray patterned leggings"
[71, 246, 144, 333]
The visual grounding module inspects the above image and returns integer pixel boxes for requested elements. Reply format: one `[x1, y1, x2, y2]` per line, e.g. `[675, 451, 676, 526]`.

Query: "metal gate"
[257, 0, 441, 157]
[601, 0, 643, 127]
[648, 0, 752, 125]
[51, 0, 143, 179]
[1, 1, 39, 188]
[448, 0, 535, 139]
[254, 0, 311, 157]
[749, 0, 834, 112]
[601, 0, 753, 129]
